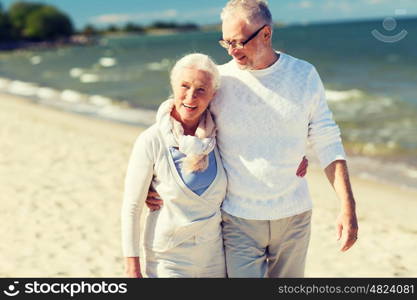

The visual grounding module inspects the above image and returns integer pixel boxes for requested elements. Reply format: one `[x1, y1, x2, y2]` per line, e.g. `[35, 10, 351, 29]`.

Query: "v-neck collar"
[157, 129, 223, 206]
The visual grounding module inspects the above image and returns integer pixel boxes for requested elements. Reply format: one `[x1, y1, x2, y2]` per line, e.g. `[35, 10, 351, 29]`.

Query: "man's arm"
[146, 185, 163, 211]
[145, 157, 310, 210]
[306, 66, 358, 251]
[324, 160, 358, 252]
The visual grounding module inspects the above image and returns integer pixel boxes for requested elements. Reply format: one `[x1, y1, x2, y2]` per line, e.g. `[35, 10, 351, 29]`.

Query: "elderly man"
[212, 0, 358, 278]
[148, 0, 358, 278]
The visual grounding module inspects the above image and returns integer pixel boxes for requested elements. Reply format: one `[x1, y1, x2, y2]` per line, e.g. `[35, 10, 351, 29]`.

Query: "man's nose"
[227, 45, 237, 56]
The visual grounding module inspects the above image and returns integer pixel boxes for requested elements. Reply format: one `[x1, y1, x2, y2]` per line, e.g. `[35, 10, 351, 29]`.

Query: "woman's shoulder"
[128, 125, 163, 161]
[133, 124, 161, 146]
[136, 123, 158, 138]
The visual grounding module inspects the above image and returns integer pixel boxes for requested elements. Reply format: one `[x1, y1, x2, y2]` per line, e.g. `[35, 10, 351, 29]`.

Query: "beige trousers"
[221, 209, 312, 278]
[141, 235, 226, 278]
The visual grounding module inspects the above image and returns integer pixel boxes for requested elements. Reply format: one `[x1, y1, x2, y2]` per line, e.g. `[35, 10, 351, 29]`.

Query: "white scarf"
[156, 99, 216, 174]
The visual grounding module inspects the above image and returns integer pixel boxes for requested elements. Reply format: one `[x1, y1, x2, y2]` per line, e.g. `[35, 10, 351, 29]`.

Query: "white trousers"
[221, 209, 312, 278]
[141, 236, 226, 278]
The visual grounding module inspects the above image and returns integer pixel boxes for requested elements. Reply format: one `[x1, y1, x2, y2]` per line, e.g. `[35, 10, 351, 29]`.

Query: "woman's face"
[171, 67, 216, 127]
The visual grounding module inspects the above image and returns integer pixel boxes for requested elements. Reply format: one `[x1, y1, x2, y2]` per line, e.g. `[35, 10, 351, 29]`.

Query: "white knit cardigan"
[121, 119, 227, 257]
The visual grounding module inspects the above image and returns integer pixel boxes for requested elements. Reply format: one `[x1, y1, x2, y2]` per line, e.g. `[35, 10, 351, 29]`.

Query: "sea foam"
[325, 89, 364, 102]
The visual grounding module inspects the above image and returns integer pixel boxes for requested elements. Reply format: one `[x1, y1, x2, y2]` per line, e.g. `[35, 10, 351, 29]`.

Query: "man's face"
[221, 17, 265, 70]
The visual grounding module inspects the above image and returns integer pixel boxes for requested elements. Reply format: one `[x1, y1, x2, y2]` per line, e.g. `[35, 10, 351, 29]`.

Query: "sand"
[1, 93, 416, 277]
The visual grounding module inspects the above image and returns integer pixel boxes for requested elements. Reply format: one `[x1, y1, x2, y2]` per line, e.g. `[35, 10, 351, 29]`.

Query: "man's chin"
[235, 62, 253, 70]
[234, 59, 251, 70]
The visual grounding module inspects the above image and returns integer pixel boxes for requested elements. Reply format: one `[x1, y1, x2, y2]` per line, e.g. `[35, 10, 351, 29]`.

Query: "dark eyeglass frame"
[219, 24, 268, 50]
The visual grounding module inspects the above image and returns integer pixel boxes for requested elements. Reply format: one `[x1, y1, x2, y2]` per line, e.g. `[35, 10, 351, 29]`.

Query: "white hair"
[170, 53, 220, 90]
[220, 0, 272, 27]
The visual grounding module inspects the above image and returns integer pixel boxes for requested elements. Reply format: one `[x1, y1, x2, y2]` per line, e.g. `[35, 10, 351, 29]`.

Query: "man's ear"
[263, 25, 272, 41]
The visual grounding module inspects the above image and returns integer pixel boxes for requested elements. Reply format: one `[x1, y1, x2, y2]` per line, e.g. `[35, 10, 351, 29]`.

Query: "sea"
[1, 17, 416, 189]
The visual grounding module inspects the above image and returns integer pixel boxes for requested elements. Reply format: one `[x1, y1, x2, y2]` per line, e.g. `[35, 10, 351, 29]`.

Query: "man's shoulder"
[280, 52, 316, 74]
[216, 53, 318, 78]
[218, 60, 235, 76]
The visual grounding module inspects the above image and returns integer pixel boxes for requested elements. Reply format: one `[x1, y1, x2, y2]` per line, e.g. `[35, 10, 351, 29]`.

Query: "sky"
[1, 0, 417, 29]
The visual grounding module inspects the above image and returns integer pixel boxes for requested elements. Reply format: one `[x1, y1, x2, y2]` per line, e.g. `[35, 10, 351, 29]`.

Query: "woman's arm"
[121, 132, 154, 274]
[125, 257, 142, 278]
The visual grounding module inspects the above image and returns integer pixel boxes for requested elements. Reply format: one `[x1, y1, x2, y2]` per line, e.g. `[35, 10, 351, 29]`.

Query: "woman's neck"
[171, 110, 198, 136]
[182, 122, 198, 136]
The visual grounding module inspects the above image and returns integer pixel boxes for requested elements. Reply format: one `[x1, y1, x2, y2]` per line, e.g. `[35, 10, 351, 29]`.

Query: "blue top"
[169, 147, 217, 196]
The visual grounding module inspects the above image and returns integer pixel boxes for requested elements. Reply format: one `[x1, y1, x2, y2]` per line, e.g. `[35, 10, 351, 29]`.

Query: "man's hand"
[336, 211, 358, 252]
[324, 160, 358, 252]
[146, 186, 163, 211]
[296, 156, 309, 177]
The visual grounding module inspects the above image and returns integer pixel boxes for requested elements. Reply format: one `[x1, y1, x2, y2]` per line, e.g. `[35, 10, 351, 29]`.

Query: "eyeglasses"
[219, 24, 267, 50]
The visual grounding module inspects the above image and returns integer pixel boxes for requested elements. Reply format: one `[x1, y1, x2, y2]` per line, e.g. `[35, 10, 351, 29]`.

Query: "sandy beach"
[1, 93, 416, 277]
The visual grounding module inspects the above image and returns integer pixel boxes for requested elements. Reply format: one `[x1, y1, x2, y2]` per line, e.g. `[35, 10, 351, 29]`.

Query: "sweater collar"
[231, 51, 284, 77]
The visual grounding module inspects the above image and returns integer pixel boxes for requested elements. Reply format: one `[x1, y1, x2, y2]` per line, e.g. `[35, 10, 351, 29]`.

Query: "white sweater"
[209, 52, 346, 220]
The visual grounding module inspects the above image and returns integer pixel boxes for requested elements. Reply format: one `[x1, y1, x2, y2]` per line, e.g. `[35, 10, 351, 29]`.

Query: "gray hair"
[221, 0, 272, 27]
[170, 53, 220, 90]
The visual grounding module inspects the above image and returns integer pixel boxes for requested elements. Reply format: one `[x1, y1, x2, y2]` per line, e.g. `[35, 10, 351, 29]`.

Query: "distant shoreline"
[0, 29, 200, 52]
[0, 35, 98, 51]
[2, 15, 417, 52]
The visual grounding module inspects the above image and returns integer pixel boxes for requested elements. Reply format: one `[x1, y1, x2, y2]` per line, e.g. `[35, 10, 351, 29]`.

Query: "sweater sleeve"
[121, 132, 154, 257]
[307, 67, 346, 169]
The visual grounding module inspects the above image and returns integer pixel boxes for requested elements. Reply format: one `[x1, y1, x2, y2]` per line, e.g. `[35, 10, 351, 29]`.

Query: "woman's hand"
[125, 257, 143, 278]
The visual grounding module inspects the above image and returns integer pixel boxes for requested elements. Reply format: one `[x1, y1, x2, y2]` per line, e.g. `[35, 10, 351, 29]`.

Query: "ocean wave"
[0, 76, 156, 127]
[406, 169, 417, 179]
[89, 95, 113, 106]
[0, 77, 12, 89]
[305, 146, 417, 190]
[80, 73, 100, 83]
[7, 80, 39, 97]
[99, 57, 117, 67]
[325, 89, 364, 102]
[69, 68, 100, 83]
[37, 87, 61, 100]
[30, 56, 42, 65]
[61, 89, 88, 102]
[346, 155, 417, 190]
[146, 58, 171, 71]
[69, 68, 84, 78]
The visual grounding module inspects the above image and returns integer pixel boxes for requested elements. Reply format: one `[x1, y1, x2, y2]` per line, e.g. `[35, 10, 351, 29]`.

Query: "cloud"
[92, 14, 133, 24]
[322, 0, 353, 13]
[288, 0, 313, 9]
[299, 1, 313, 9]
[91, 10, 178, 24]
[366, 0, 386, 4]
[90, 8, 221, 25]
[182, 7, 222, 19]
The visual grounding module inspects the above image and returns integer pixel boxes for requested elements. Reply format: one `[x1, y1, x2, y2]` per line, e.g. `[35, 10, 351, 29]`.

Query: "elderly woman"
[121, 53, 227, 278]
